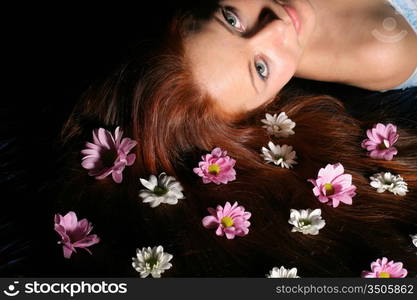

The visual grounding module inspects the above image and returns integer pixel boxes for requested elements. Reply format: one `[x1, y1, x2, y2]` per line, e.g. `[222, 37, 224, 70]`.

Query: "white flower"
[261, 142, 297, 168]
[139, 172, 185, 208]
[261, 112, 295, 138]
[411, 234, 417, 248]
[266, 266, 300, 278]
[132, 246, 173, 278]
[370, 172, 408, 196]
[288, 208, 326, 235]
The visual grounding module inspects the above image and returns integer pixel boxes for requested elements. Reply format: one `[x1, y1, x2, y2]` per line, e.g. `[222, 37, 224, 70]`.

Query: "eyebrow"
[213, 16, 260, 95]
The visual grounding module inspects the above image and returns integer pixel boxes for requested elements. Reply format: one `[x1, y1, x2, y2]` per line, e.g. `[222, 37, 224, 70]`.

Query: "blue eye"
[222, 7, 245, 32]
[255, 59, 269, 80]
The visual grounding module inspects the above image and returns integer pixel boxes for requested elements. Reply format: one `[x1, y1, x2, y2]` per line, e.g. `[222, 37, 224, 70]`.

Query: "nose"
[248, 19, 287, 49]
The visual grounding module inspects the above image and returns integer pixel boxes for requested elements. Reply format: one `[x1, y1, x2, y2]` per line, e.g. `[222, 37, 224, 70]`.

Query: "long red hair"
[58, 12, 417, 277]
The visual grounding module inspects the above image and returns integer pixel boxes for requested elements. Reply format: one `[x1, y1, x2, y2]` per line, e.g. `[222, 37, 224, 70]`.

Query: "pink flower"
[54, 211, 100, 259]
[193, 147, 236, 184]
[308, 163, 357, 208]
[361, 123, 399, 160]
[361, 257, 407, 278]
[202, 202, 251, 239]
[81, 126, 137, 183]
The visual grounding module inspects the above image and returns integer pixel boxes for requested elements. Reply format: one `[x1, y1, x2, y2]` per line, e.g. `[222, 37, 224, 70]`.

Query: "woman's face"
[185, 0, 316, 114]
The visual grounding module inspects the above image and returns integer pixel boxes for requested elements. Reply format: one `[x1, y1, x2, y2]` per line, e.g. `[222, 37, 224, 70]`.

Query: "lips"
[282, 4, 301, 34]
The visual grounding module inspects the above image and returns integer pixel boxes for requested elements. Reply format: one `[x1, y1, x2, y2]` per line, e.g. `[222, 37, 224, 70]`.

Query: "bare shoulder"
[350, 10, 417, 90]
[297, 0, 417, 90]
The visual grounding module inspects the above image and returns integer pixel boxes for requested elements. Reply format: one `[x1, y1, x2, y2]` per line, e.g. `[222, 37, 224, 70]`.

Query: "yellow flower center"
[221, 216, 234, 227]
[378, 272, 390, 278]
[324, 183, 335, 196]
[208, 164, 221, 175]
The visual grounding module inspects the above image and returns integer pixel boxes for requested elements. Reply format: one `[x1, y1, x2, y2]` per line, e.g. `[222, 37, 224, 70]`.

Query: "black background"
[2, 1, 199, 276]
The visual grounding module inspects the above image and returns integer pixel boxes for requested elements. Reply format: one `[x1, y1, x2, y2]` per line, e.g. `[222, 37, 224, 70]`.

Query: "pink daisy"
[361, 257, 407, 278]
[193, 147, 236, 184]
[202, 202, 251, 239]
[81, 126, 137, 183]
[308, 163, 357, 208]
[361, 123, 399, 160]
[54, 211, 100, 259]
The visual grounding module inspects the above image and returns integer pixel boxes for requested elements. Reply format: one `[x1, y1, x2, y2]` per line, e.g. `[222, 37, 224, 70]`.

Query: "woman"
[185, 0, 417, 114]
[2, 1, 416, 277]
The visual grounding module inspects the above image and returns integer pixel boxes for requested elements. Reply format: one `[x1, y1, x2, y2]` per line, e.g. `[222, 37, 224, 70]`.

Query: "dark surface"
[289, 79, 417, 129]
[2, 0, 218, 277]
[1, 2, 417, 276]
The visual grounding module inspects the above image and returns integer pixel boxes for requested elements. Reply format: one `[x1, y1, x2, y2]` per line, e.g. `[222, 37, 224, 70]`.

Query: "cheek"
[244, 95, 268, 110]
[271, 52, 298, 90]
[271, 51, 301, 80]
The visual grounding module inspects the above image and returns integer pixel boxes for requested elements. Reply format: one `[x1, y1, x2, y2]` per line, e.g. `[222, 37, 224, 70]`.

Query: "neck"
[296, 0, 370, 81]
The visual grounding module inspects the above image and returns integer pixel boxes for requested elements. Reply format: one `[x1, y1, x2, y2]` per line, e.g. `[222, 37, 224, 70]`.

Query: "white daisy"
[288, 208, 326, 235]
[132, 246, 173, 278]
[261, 112, 295, 138]
[411, 234, 417, 248]
[139, 172, 185, 207]
[261, 142, 297, 168]
[266, 266, 300, 278]
[369, 172, 408, 196]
